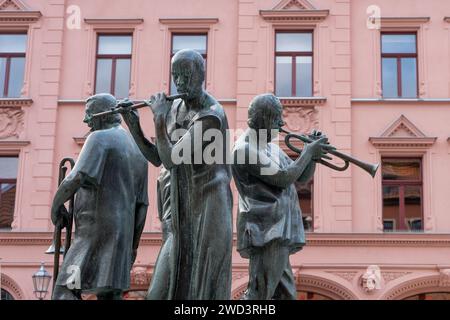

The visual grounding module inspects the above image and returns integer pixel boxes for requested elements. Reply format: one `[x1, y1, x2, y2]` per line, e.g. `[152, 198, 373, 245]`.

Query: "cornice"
[159, 18, 219, 25]
[3, 232, 450, 247]
[0, 10, 41, 24]
[84, 18, 144, 25]
[369, 137, 437, 148]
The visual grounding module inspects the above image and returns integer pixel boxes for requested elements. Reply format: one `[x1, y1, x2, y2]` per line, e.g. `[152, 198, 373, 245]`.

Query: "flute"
[91, 93, 187, 118]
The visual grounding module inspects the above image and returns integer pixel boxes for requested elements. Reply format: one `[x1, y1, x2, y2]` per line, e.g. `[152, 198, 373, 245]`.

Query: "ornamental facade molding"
[260, 0, 328, 24]
[0, 0, 41, 25]
[1, 273, 25, 299]
[369, 115, 437, 149]
[0, 108, 24, 139]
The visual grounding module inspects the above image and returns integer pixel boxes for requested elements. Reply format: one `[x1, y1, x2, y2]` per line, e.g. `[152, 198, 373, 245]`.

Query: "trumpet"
[91, 93, 188, 118]
[279, 128, 379, 178]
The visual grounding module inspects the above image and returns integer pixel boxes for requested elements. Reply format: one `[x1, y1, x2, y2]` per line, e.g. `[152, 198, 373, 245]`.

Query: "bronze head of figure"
[171, 49, 205, 101]
[84, 93, 121, 131]
[247, 93, 285, 142]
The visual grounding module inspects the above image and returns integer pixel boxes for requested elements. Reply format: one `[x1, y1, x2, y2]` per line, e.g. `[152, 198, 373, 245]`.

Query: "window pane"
[382, 58, 398, 97]
[405, 185, 422, 231]
[0, 58, 5, 96]
[382, 159, 421, 181]
[98, 35, 132, 55]
[0, 157, 18, 179]
[382, 34, 416, 54]
[296, 56, 312, 96]
[7, 57, 25, 97]
[401, 58, 417, 98]
[0, 183, 16, 228]
[114, 59, 131, 98]
[95, 59, 112, 94]
[276, 33, 312, 52]
[383, 185, 399, 231]
[275, 56, 292, 96]
[172, 35, 207, 55]
[0, 34, 27, 53]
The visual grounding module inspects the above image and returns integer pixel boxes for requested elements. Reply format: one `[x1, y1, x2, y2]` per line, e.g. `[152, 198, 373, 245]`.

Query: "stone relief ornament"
[130, 266, 151, 286]
[0, 108, 24, 139]
[360, 265, 382, 293]
[438, 269, 450, 287]
[282, 106, 318, 135]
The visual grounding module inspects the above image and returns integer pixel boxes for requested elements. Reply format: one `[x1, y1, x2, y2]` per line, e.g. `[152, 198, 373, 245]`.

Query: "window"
[0, 34, 27, 98]
[275, 31, 313, 97]
[95, 34, 132, 98]
[381, 33, 418, 98]
[170, 34, 207, 94]
[382, 158, 423, 232]
[0, 156, 18, 229]
[295, 180, 313, 232]
[1, 289, 15, 300]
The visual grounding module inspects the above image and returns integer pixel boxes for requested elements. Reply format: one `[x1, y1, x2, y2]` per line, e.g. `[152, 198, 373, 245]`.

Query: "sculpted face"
[171, 49, 205, 100]
[83, 93, 118, 131]
[83, 99, 99, 131]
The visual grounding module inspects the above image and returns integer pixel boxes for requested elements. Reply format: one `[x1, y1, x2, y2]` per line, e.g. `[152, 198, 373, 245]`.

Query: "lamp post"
[32, 262, 51, 300]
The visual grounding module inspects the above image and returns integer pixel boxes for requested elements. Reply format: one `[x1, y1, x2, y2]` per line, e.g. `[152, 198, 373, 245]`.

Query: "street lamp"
[32, 262, 51, 300]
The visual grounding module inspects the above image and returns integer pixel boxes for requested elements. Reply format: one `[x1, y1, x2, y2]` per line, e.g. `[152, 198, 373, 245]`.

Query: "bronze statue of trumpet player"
[279, 127, 379, 177]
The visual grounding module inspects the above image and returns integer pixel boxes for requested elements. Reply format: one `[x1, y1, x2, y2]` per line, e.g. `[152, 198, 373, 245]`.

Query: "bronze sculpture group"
[50, 49, 377, 300]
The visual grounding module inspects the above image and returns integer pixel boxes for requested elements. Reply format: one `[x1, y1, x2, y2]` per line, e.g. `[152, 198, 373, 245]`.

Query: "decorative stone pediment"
[273, 0, 315, 10]
[0, 0, 41, 24]
[369, 115, 436, 148]
[0, 0, 27, 10]
[260, 0, 328, 24]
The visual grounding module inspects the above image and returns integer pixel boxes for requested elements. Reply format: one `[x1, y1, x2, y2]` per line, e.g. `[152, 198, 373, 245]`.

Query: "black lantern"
[32, 262, 51, 300]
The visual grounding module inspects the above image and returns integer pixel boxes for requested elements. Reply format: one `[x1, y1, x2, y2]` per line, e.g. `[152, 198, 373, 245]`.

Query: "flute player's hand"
[148, 92, 171, 119]
[117, 98, 140, 127]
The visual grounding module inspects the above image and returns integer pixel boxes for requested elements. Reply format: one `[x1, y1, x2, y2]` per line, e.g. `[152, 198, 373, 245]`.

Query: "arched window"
[1, 288, 15, 300]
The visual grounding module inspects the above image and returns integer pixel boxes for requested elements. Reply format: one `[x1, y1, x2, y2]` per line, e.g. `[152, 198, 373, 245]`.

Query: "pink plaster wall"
[1, 0, 450, 300]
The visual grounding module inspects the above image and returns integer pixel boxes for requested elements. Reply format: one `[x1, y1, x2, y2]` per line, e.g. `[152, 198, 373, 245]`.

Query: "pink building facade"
[1, 0, 450, 300]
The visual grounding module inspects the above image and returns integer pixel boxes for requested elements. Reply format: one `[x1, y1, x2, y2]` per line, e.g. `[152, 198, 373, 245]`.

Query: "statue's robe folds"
[162, 98, 233, 300]
[56, 126, 148, 293]
[232, 133, 306, 259]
